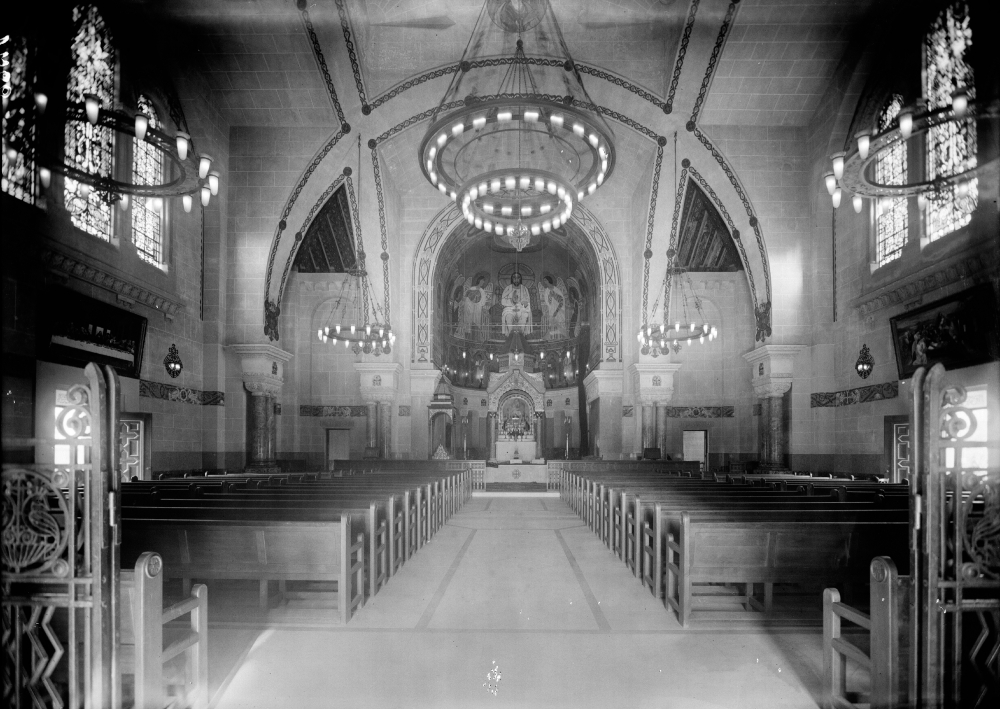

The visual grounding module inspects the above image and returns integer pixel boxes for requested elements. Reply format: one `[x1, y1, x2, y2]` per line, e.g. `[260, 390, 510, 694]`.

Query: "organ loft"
[2, 1, 998, 708]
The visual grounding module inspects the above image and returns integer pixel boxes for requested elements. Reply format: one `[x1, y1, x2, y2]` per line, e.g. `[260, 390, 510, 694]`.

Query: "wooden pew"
[823, 557, 910, 709]
[663, 511, 908, 626]
[121, 552, 208, 709]
[122, 515, 365, 624]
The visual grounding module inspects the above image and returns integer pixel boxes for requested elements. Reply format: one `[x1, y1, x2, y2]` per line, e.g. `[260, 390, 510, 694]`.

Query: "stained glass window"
[1, 36, 36, 204]
[65, 4, 116, 241]
[924, 1, 976, 242]
[875, 96, 907, 266]
[132, 95, 163, 265]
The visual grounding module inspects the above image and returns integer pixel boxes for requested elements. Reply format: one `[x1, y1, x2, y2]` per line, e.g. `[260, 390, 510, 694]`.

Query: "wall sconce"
[164, 343, 183, 378]
[855, 344, 874, 379]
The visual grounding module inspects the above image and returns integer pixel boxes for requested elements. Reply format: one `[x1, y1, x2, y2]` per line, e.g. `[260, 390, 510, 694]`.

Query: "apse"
[432, 218, 602, 390]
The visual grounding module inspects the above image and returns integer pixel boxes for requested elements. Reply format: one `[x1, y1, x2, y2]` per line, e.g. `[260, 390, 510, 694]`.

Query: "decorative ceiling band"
[685, 161, 759, 314]
[334, 0, 368, 111]
[367, 142, 391, 327]
[690, 126, 772, 341]
[640, 142, 666, 326]
[688, 0, 740, 127]
[299, 0, 348, 129]
[665, 0, 700, 115]
[263, 125, 348, 341]
[359, 56, 667, 114]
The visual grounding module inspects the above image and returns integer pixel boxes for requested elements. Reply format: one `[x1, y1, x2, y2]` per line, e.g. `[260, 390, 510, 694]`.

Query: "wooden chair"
[121, 552, 209, 709]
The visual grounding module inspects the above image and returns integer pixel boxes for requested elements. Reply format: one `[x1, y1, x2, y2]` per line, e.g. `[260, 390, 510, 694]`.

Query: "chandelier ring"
[34, 103, 204, 199]
[840, 100, 999, 200]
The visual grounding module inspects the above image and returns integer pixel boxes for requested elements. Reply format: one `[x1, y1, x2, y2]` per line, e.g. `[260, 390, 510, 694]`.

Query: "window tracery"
[924, 1, 976, 241]
[2, 36, 36, 204]
[875, 96, 907, 266]
[132, 94, 163, 265]
[65, 4, 116, 241]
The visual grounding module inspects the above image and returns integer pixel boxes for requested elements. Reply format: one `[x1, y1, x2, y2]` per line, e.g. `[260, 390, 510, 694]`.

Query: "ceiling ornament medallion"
[418, 0, 616, 251]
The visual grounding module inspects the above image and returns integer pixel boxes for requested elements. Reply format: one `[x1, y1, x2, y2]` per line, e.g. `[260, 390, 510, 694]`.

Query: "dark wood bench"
[122, 514, 365, 624]
[664, 512, 907, 626]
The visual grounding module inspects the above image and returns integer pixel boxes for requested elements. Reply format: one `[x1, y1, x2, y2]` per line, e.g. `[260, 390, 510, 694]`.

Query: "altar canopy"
[485, 332, 546, 462]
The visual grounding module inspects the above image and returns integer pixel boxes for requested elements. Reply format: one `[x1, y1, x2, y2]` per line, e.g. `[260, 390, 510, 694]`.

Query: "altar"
[484, 332, 548, 464]
[485, 462, 549, 485]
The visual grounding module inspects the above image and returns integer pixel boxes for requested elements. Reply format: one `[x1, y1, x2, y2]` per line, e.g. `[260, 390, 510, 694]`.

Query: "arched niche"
[411, 202, 622, 373]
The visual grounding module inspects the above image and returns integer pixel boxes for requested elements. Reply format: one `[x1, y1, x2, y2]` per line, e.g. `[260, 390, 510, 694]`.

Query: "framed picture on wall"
[889, 284, 999, 379]
[39, 286, 148, 379]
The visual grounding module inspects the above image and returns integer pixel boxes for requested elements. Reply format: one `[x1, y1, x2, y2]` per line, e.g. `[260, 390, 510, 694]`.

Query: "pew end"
[121, 552, 209, 709]
[823, 557, 911, 709]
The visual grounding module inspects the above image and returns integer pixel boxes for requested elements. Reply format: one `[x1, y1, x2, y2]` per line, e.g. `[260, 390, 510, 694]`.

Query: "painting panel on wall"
[40, 286, 148, 379]
[889, 284, 998, 379]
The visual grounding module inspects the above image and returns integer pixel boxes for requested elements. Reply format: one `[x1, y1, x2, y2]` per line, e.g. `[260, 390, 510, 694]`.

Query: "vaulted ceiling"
[153, 0, 872, 130]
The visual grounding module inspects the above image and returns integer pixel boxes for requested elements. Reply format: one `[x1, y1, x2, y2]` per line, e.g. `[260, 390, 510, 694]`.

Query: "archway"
[410, 202, 622, 371]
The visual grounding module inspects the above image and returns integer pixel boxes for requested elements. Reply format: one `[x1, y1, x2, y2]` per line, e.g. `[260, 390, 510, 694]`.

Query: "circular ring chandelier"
[316, 269, 396, 356]
[830, 97, 998, 213]
[638, 252, 718, 355]
[419, 96, 614, 245]
[419, 1, 616, 251]
[10, 94, 219, 211]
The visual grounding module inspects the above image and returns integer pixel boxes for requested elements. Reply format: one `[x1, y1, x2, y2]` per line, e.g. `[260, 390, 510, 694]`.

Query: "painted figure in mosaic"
[501, 272, 533, 336]
[539, 275, 568, 340]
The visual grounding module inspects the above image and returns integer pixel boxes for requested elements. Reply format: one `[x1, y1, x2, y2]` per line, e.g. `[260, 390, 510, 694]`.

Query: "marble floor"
[204, 497, 867, 708]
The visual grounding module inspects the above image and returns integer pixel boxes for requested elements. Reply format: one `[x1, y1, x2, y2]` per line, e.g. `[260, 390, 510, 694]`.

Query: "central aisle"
[215, 497, 832, 709]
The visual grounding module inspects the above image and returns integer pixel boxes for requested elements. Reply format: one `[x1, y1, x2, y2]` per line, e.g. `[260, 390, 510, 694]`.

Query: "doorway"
[682, 429, 708, 472]
[326, 429, 350, 468]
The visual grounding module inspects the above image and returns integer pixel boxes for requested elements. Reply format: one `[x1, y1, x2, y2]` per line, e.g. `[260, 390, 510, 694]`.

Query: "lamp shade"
[135, 113, 149, 141]
[84, 94, 101, 125]
[176, 132, 191, 161]
[824, 173, 837, 196]
[831, 152, 846, 180]
[199, 155, 213, 179]
[855, 131, 870, 160]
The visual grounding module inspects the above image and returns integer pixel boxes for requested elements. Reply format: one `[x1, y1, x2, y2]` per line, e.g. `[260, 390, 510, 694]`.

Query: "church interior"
[2, 1, 999, 707]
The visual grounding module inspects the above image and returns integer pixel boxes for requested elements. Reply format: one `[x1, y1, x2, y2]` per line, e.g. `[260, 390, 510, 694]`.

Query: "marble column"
[655, 403, 669, 458]
[227, 344, 292, 473]
[377, 400, 393, 459]
[365, 402, 378, 457]
[534, 412, 544, 460]
[641, 403, 655, 451]
[245, 389, 276, 469]
[743, 345, 804, 471]
[356, 362, 402, 459]
[486, 412, 497, 462]
[629, 363, 682, 459]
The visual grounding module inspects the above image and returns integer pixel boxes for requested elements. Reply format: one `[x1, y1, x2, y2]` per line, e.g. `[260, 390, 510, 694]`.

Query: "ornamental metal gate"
[910, 363, 1000, 708]
[2, 363, 122, 709]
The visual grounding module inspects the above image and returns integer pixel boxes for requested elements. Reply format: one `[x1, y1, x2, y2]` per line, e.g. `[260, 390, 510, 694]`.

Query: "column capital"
[742, 344, 806, 399]
[355, 362, 402, 402]
[227, 343, 292, 397]
[409, 368, 442, 397]
[629, 362, 683, 404]
[583, 369, 624, 403]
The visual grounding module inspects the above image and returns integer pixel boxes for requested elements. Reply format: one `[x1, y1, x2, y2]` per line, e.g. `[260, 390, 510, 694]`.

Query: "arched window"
[875, 95, 907, 266]
[65, 4, 116, 241]
[132, 95, 163, 265]
[923, 1, 975, 241]
[1, 36, 36, 204]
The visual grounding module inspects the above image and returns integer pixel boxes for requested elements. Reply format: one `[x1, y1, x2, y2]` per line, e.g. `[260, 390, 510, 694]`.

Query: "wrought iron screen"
[910, 363, 999, 708]
[2, 363, 121, 709]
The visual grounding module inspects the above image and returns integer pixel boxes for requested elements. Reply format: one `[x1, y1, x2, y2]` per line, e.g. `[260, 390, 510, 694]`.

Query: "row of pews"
[559, 468, 910, 625]
[122, 469, 471, 624]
